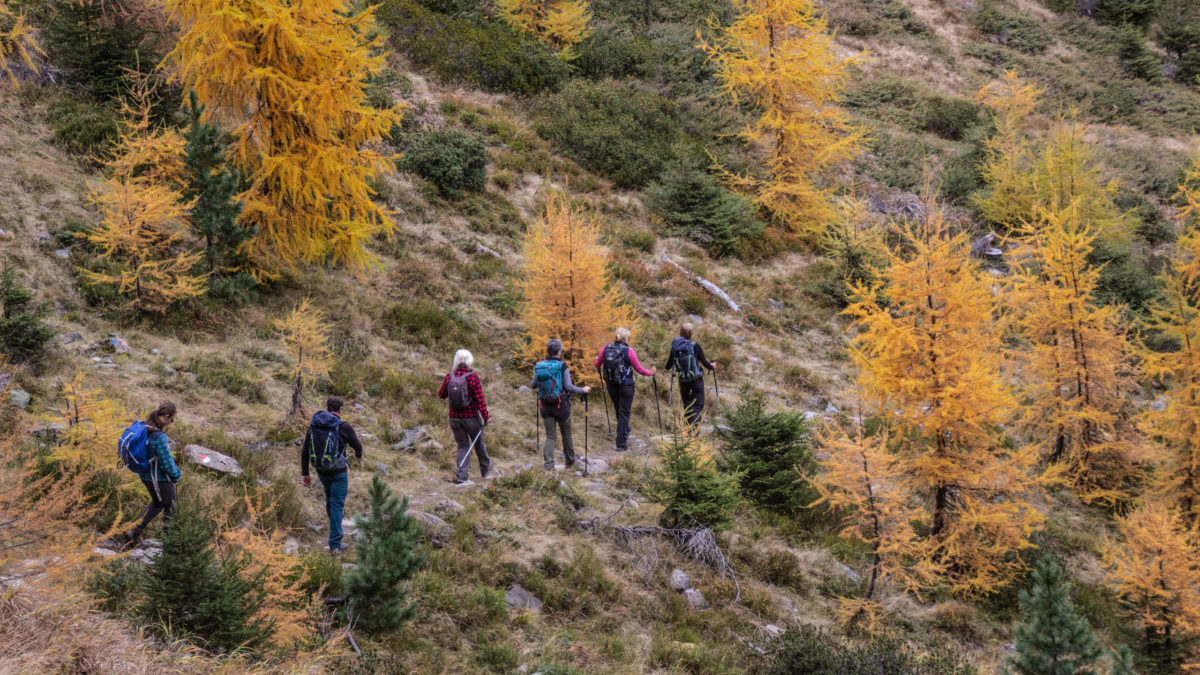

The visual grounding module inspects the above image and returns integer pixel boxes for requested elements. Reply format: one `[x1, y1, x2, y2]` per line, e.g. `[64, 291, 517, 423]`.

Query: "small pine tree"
[274, 299, 333, 422]
[139, 502, 271, 653]
[645, 164, 762, 257]
[181, 90, 255, 302]
[1006, 557, 1104, 675]
[0, 265, 53, 361]
[343, 475, 426, 633]
[646, 436, 741, 531]
[1110, 646, 1138, 675]
[718, 389, 817, 516]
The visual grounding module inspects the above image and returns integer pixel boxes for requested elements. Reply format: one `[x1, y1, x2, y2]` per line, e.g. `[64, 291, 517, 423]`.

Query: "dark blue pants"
[318, 470, 349, 550]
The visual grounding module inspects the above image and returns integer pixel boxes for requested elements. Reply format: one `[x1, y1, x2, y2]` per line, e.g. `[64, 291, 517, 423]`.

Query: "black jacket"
[300, 412, 364, 476]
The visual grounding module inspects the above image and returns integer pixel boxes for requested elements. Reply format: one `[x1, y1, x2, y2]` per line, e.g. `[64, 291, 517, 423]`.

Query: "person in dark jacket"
[593, 327, 656, 452]
[532, 339, 590, 471]
[438, 349, 493, 485]
[664, 322, 717, 431]
[122, 402, 181, 546]
[300, 396, 364, 554]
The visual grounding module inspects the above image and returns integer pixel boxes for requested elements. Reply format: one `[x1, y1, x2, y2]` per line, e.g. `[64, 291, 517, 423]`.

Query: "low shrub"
[1116, 24, 1161, 81]
[766, 625, 976, 674]
[398, 128, 488, 195]
[380, 300, 476, 349]
[46, 98, 120, 160]
[972, 2, 1054, 55]
[1159, 1, 1200, 85]
[920, 96, 983, 141]
[0, 266, 54, 362]
[646, 165, 762, 257]
[185, 355, 268, 403]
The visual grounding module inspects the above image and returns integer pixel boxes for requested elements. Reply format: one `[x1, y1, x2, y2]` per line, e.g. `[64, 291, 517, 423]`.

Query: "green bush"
[973, 2, 1053, 54]
[1116, 24, 1161, 80]
[940, 144, 988, 207]
[920, 96, 983, 141]
[37, 0, 153, 100]
[646, 165, 762, 257]
[185, 355, 268, 404]
[46, 98, 120, 159]
[1159, 0, 1200, 85]
[718, 390, 818, 517]
[0, 266, 54, 362]
[645, 437, 740, 531]
[766, 625, 976, 675]
[1095, 0, 1163, 27]
[534, 79, 681, 189]
[380, 300, 476, 349]
[1089, 239, 1160, 312]
[378, 0, 568, 95]
[399, 128, 488, 195]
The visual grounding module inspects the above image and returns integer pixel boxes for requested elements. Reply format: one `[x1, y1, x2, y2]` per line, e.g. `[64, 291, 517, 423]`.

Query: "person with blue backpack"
[116, 402, 181, 547]
[593, 327, 656, 452]
[532, 339, 590, 471]
[664, 322, 717, 432]
[300, 396, 364, 554]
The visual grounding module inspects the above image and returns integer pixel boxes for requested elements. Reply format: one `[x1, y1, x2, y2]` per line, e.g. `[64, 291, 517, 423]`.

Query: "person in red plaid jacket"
[438, 349, 493, 484]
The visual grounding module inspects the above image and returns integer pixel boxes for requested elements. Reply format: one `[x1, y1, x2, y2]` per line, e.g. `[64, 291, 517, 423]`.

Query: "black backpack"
[447, 371, 472, 411]
[307, 411, 348, 472]
[601, 343, 633, 386]
[670, 337, 703, 383]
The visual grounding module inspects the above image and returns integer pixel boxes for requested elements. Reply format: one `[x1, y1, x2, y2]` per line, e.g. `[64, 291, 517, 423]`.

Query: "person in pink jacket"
[594, 327, 656, 451]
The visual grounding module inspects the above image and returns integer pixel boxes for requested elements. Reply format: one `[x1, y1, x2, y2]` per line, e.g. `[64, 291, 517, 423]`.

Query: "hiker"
[118, 402, 181, 547]
[594, 327, 656, 452]
[532, 339, 590, 471]
[300, 396, 364, 554]
[437, 349, 493, 485]
[665, 322, 717, 431]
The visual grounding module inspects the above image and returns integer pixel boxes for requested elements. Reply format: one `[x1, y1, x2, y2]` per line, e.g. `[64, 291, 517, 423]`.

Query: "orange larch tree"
[699, 0, 865, 242]
[975, 71, 1043, 229]
[497, 0, 592, 60]
[0, 1, 41, 84]
[164, 0, 402, 274]
[519, 191, 634, 385]
[845, 199, 1043, 596]
[274, 299, 333, 422]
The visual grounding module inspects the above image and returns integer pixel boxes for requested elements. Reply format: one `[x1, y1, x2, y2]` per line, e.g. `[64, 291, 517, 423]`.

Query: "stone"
[60, 332, 82, 345]
[392, 426, 434, 452]
[669, 568, 690, 591]
[517, 385, 532, 395]
[433, 499, 464, 517]
[33, 231, 51, 244]
[151, 348, 161, 356]
[506, 585, 543, 612]
[184, 444, 243, 476]
[824, 402, 841, 416]
[306, 520, 325, 533]
[407, 510, 453, 547]
[1151, 397, 1168, 413]
[576, 457, 609, 475]
[686, 314, 704, 325]
[8, 389, 31, 410]
[768, 298, 784, 311]
[283, 537, 299, 555]
[684, 588, 707, 610]
[764, 624, 783, 638]
[0, 373, 8, 389]
[109, 336, 130, 354]
[375, 461, 391, 476]
[453, 480, 475, 488]
[837, 563, 862, 584]
[92, 547, 118, 557]
[341, 563, 358, 571]
[54, 248, 70, 259]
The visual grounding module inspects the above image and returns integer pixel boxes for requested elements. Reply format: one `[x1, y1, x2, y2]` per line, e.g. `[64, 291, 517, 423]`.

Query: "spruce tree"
[646, 436, 741, 531]
[139, 503, 271, 653]
[1109, 646, 1138, 675]
[717, 389, 817, 516]
[1006, 557, 1103, 675]
[181, 90, 255, 301]
[343, 475, 426, 633]
[0, 265, 53, 361]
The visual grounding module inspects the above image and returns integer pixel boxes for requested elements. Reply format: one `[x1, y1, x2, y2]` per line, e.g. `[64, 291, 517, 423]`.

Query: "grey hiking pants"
[541, 403, 575, 469]
[450, 416, 491, 481]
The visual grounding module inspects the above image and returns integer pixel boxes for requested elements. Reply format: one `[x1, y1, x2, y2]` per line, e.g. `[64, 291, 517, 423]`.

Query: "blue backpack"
[534, 360, 566, 406]
[118, 421, 153, 474]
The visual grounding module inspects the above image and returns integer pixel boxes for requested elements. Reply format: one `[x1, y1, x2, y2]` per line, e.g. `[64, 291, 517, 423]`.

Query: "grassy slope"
[2, 0, 1194, 671]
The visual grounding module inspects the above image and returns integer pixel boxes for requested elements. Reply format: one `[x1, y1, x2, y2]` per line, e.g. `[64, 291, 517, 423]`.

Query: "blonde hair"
[452, 349, 474, 371]
[679, 322, 694, 340]
[614, 327, 631, 343]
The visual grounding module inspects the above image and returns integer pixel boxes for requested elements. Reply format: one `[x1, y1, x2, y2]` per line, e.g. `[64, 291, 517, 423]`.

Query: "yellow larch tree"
[84, 92, 207, 314]
[275, 299, 333, 422]
[519, 191, 634, 386]
[1142, 160, 1200, 523]
[164, 0, 403, 274]
[0, 1, 41, 85]
[497, 0, 592, 60]
[845, 200, 1043, 596]
[699, 0, 865, 243]
[1008, 195, 1140, 505]
[975, 71, 1043, 229]
[1100, 501, 1200, 672]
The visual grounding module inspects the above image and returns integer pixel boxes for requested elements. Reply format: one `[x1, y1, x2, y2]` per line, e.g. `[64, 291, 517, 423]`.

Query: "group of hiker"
[112, 322, 719, 555]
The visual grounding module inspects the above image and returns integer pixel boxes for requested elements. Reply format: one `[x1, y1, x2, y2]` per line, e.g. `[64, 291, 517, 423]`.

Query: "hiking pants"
[318, 470, 349, 550]
[541, 403, 575, 469]
[606, 382, 635, 451]
[131, 480, 176, 538]
[679, 377, 706, 431]
[450, 416, 492, 481]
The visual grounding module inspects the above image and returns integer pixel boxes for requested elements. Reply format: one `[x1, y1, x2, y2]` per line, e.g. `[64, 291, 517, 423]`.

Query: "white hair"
[452, 349, 474, 371]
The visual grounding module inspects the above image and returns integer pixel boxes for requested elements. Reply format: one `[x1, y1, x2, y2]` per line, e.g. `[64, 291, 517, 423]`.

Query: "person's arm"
[627, 347, 655, 377]
[300, 428, 312, 477]
[561, 366, 588, 395]
[153, 432, 181, 482]
[530, 373, 538, 389]
[437, 372, 450, 399]
[469, 372, 490, 424]
[594, 347, 604, 370]
[694, 343, 715, 371]
[341, 422, 364, 460]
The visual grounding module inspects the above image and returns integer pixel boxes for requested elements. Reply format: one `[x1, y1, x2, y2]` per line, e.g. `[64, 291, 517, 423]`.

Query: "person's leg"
[319, 472, 348, 550]
[156, 481, 177, 530]
[471, 418, 493, 478]
[614, 383, 634, 450]
[691, 379, 706, 431]
[559, 406, 575, 466]
[450, 418, 472, 482]
[127, 480, 165, 540]
[542, 410, 558, 470]
[680, 379, 698, 430]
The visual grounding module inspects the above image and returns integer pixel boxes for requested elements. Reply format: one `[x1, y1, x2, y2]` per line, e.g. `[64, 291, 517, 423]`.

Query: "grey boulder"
[184, 444, 243, 476]
[506, 585, 543, 612]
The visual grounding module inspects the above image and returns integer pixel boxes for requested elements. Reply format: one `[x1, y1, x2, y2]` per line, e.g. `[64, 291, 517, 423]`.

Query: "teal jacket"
[137, 429, 181, 483]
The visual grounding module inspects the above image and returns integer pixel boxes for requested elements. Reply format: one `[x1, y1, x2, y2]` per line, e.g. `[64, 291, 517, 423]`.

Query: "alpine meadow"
[5, 0, 1200, 672]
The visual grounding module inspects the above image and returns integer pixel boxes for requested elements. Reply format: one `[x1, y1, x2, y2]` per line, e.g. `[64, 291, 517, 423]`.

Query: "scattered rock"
[91, 547, 118, 557]
[130, 548, 161, 564]
[30, 422, 64, 441]
[184, 444, 243, 476]
[453, 480, 475, 488]
[60, 332, 82, 345]
[110, 336, 130, 354]
[283, 538, 299, 555]
[342, 563, 358, 571]
[306, 521, 325, 533]
[255, 479, 270, 487]
[408, 510, 453, 547]
[375, 461, 391, 476]
[686, 314, 704, 325]
[1151, 397, 1168, 412]
[433, 499, 464, 517]
[669, 569, 690, 591]
[392, 426, 434, 452]
[33, 231, 51, 244]
[54, 248, 70, 259]
[837, 563, 862, 584]
[475, 243, 502, 258]
[576, 457, 610, 475]
[824, 402, 840, 416]
[764, 624, 783, 638]
[768, 298, 784, 311]
[506, 585, 543, 612]
[151, 348, 161, 356]
[8, 389, 31, 410]
[0, 373, 8, 389]
[684, 588, 707, 610]
[517, 385, 532, 395]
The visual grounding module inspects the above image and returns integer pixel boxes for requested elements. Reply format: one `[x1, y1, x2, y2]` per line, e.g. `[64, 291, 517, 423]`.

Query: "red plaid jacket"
[438, 367, 490, 423]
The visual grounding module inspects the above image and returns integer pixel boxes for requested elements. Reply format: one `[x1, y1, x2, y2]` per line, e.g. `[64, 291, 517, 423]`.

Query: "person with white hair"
[438, 349, 493, 484]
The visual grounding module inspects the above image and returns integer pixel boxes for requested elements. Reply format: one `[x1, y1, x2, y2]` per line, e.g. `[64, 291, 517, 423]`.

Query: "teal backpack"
[534, 360, 566, 407]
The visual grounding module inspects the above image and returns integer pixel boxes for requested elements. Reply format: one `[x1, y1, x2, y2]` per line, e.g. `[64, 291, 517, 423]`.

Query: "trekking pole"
[597, 369, 611, 436]
[667, 376, 676, 433]
[712, 369, 722, 416]
[583, 393, 589, 477]
[457, 428, 485, 471]
[652, 374, 664, 440]
[535, 396, 540, 452]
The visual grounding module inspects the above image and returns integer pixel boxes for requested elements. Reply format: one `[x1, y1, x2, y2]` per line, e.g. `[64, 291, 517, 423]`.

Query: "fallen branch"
[577, 520, 740, 600]
[661, 255, 740, 313]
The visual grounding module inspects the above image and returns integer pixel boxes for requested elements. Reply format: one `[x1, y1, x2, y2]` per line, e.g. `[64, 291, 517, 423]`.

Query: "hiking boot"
[330, 544, 351, 555]
[615, 446, 628, 453]
[564, 460, 575, 469]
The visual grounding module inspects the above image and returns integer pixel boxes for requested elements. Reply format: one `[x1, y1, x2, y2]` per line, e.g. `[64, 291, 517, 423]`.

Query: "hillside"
[1, 0, 1199, 673]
